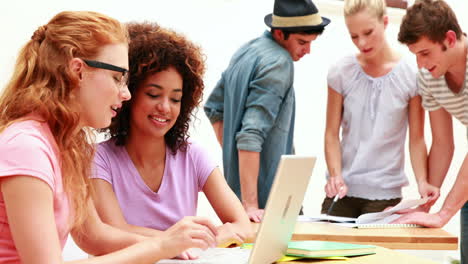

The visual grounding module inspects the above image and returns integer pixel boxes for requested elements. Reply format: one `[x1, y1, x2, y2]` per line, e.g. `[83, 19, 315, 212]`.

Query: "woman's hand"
[215, 222, 246, 248]
[156, 216, 218, 259]
[324, 176, 347, 198]
[417, 181, 440, 211]
[175, 248, 200, 260]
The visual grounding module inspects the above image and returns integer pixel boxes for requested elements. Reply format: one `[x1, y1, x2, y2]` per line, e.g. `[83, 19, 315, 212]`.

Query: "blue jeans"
[461, 202, 468, 264]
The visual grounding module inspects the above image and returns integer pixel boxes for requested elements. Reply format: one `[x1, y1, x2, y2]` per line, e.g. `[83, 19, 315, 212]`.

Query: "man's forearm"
[212, 121, 224, 147]
[238, 150, 260, 208]
[426, 108, 454, 188]
[427, 142, 454, 187]
[438, 153, 468, 224]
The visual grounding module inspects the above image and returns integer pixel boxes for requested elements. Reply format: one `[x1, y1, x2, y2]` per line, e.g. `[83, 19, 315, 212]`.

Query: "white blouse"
[327, 55, 418, 200]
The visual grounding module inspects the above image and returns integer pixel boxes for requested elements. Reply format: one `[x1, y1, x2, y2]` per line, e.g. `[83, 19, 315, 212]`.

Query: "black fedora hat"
[264, 0, 331, 32]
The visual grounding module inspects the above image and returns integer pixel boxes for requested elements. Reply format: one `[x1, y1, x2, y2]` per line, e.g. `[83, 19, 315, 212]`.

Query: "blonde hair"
[344, 0, 387, 20]
[0, 11, 128, 231]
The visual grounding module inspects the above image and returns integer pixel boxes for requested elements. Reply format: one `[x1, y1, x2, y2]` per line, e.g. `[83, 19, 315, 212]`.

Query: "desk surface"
[254, 222, 458, 250]
[277, 246, 438, 264]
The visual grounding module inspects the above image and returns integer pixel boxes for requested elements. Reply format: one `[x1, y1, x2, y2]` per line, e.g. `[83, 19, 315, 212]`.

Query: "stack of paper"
[286, 240, 376, 258]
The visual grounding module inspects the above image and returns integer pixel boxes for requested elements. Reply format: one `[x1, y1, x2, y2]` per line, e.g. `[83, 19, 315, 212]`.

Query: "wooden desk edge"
[251, 222, 459, 250]
[291, 234, 458, 250]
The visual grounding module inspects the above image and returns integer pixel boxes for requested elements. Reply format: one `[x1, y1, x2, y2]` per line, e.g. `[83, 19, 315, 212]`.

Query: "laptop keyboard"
[155, 247, 251, 264]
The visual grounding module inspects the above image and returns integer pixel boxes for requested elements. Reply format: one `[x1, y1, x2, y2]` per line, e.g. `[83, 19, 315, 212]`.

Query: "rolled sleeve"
[236, 132, 264, 152]
[235, 56, 293, 152]
[204, 74, 225, 124]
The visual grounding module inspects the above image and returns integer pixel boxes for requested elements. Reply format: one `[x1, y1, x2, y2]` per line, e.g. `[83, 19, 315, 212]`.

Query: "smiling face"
[129, 66, 183, 140]
[408, 36, 450, 79]
[345, 8, 387, 58]
[275, 31, 318, 61]
[74, 43, 131, 129]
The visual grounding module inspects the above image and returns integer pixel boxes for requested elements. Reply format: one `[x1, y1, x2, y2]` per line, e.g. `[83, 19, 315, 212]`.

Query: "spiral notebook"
[339, 214, 422, 229]
[301, 197, 428, 228]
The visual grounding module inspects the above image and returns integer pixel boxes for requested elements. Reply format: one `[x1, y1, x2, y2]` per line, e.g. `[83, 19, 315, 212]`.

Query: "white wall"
[1, 0, 467, 261]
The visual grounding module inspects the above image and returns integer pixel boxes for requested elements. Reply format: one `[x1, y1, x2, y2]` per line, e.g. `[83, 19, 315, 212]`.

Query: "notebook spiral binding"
[356, 223, 422, 229]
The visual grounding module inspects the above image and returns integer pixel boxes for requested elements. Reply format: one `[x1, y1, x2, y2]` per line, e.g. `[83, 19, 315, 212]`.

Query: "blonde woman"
[0, 11, 216, 264]
[321, 0, 438, 217]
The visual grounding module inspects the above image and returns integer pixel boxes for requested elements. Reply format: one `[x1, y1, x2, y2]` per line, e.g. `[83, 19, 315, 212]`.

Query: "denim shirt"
[204, 31, 295, 208]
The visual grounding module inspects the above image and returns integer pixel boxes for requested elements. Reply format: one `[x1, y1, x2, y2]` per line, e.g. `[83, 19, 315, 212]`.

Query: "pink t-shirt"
[92, 139, 217, 231]
[0, 119, 70, 263]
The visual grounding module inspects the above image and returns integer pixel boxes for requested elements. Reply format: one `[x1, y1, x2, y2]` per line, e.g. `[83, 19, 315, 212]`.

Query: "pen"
[326, 186, 343, 217]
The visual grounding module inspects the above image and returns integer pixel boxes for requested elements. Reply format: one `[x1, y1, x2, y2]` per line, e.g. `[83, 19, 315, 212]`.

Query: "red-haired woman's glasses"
[83, 59, 129, 89]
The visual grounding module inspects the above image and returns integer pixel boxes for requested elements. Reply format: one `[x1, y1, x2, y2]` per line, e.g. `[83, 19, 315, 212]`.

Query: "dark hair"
[271, 28, 324, 40]
[105, 22, 205, 153]
[398, 0, 462, 45]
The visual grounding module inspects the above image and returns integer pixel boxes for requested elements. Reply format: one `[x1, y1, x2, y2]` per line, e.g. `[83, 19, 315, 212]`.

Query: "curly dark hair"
[105, 22, 205, 153]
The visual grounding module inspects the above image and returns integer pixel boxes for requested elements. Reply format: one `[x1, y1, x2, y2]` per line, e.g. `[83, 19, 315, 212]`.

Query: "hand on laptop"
[216, 222, 245, 247]
[158, 216, 218, 259]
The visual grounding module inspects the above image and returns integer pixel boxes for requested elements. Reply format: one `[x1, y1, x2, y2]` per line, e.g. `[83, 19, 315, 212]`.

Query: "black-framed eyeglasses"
[83, 59, 129, 88]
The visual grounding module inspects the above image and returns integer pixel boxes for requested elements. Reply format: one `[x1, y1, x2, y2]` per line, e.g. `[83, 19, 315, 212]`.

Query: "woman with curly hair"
[91, 22, 251, 259]
[0, 11, 217, 264]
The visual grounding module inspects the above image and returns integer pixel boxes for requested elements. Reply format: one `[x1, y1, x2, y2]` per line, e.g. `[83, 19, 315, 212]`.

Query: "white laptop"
[156, 155, 316, 264]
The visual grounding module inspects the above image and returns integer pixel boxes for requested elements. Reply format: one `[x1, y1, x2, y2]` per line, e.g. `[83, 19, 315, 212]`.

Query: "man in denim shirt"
[204, 0, 330, 222]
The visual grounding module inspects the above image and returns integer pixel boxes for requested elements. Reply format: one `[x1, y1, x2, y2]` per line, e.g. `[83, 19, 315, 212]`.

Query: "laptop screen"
[248, 155, 316, 263]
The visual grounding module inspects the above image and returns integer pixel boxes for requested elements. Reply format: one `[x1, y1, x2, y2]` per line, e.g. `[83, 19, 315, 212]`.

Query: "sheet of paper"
[356, 197, 429, 224]
[298, 214, 356, 223]
[300, 197, 429, 228]
[155, 248, 250, 264]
